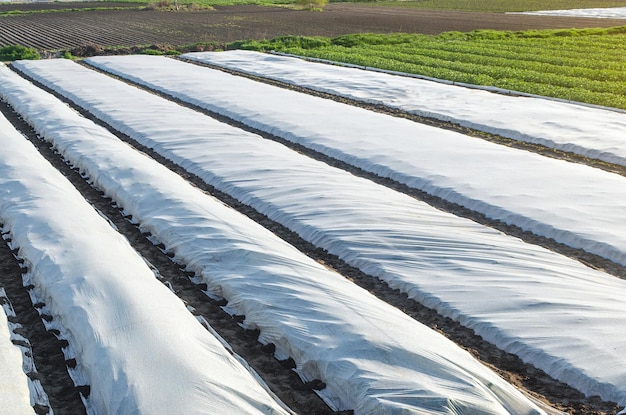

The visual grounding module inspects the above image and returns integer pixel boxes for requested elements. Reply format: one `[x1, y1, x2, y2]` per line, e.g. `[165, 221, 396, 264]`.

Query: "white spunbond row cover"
[84, 55, 626, 268]
[183, 50, 626, 166]
[0, 63, 554, 415]
[11, 59, 626, 407]
[0, 292, 35, 415]
[0, 88, 289, 415]
[515, 7, 626, 19]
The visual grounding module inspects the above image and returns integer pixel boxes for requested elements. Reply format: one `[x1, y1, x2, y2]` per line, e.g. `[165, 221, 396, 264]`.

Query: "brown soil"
[1, 3, 626, 53]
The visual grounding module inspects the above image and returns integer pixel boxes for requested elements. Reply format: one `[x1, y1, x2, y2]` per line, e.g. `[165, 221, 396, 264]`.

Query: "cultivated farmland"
[2, 2, 626, 52]
[1, 51, 626, 415]
[2, 2, 626, 414]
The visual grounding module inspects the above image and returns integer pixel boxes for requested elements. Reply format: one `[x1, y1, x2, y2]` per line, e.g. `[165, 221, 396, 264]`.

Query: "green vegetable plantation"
[235, 27, 626, 110]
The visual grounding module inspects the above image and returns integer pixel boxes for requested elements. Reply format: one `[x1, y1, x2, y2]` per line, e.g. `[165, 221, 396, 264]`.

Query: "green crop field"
[234, 27, 626, 109]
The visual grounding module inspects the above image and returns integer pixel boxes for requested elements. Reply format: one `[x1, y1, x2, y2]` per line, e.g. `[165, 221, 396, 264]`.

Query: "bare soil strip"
[1, 90, 338, 415]
[19, 63, 621, 414]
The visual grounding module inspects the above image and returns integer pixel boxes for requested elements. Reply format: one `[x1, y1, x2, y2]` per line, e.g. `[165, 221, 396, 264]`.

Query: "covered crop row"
[0, 61, 556, 414]
[184, 50, 626, 168]
[85, 55, 626, 268]
[0, 77, 291, 415]
[14, 56, 626, 408]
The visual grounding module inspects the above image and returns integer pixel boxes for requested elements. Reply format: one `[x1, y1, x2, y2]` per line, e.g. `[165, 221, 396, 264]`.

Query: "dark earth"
[1, 2, 626, 414]
[1, 2, 626, 53]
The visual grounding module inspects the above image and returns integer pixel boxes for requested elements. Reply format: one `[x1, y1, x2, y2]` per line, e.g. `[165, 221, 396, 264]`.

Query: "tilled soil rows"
[1, 3, 626, 53]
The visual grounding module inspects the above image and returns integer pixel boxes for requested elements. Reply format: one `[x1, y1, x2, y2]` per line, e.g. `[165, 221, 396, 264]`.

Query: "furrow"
[0, 13, 152, 51]
[55, 15, 150, 47]
[0, 20, 53, 49]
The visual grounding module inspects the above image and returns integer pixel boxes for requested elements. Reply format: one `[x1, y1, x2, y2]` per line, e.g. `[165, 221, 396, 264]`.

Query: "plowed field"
[1, 3, 626, 53]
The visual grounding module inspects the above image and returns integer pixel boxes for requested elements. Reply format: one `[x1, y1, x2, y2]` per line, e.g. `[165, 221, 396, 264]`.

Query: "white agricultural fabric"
[183, 50, 626, 166]
[0, 87, 289, 415]
[85, 55, 626, 267]
[0, 61, 552, 415]
[0, 286, 35, 415]
[11, 58, 626, 407]
[515, 7, 626, 19]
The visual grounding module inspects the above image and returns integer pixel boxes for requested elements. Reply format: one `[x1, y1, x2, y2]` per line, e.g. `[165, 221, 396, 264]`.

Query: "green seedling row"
[357, 45, 624, 83]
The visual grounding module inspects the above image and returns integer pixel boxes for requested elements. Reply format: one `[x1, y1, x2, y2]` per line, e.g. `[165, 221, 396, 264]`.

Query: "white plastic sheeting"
[83, 55, 626, 267]
[182, 50, 626, 165]
[0, 83, 290, 415]
[9, 58, 626, 407]
[514, 7, 626, 18]
[0, 62, 553, 415]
